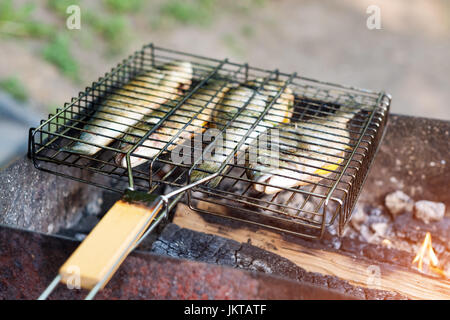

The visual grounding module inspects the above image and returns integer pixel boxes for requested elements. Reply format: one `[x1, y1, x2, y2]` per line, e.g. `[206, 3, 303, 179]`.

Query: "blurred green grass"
[42, 34, 80, 81]
[222, 33, 245, 57]
[160, 0, 216, 26]
[0, 0, 54, 38]
[84, 11, 130, 56]
[47, 0, 80, 15]
[103, 0, 144, 13]
[0, 0, 266, 84]
[0, 76, 28, 102]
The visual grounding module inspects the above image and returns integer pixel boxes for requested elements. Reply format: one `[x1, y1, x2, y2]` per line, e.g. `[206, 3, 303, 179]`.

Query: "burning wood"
[412, 232, 447, 279]
[173, 203, 450, 299]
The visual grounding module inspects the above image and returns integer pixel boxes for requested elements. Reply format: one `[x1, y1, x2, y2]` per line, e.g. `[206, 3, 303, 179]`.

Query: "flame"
[412, 232, 446, 278]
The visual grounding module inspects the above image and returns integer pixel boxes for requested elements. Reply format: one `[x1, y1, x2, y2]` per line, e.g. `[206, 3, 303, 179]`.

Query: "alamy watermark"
[65, 265, 81, 290]
[366, 5, 382, 30]
[366, 265, 382, 288]
[169, 128, 281, 167]
[66, 5, 81, 30]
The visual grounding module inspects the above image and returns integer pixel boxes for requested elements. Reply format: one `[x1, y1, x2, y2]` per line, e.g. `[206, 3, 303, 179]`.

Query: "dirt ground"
[0, 0, 449, 165]
[1, 0, 449, 118]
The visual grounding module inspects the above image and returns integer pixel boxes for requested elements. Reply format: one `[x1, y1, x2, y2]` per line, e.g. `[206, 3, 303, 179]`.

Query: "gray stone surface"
[0, 156, 102, 233]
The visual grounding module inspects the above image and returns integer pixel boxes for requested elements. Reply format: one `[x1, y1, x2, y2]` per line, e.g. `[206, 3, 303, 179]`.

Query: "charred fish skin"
[62, 61, 193, 156]
[190, 81, 294, 186]
[115, 80, 233, 168]
[248, 106, 361, 194]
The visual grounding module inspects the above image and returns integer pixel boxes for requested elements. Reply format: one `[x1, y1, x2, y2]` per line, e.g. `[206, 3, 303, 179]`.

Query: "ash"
[345, 190, 449, 276]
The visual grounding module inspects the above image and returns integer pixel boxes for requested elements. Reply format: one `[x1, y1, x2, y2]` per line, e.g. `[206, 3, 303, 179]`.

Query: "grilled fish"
[190, 80, 294, 185]
[247, 106, 362, 194]
[115, 80, 233, 168]
[63, 61, 193, 156]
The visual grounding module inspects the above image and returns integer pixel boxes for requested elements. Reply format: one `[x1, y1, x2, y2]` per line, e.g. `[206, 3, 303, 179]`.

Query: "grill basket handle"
[39, 193, 164, 299]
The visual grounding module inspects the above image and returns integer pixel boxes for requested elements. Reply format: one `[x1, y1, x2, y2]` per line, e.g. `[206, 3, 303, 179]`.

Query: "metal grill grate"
[29, 44, 390, 239]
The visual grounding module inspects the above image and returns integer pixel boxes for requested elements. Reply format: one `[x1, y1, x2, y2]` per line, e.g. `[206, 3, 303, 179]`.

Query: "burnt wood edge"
[150, 223, 408, 300]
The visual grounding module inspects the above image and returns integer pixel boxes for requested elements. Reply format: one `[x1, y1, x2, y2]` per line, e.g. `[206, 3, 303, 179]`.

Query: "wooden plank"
[173, 203, 450, 300]
[59, 200, 160, 289]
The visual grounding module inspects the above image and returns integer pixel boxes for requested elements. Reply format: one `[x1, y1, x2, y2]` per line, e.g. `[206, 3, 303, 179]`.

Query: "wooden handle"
[59, 198, 162, 289]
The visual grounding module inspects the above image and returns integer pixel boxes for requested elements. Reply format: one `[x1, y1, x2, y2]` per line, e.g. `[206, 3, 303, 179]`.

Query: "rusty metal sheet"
[0, 226, 352, 300]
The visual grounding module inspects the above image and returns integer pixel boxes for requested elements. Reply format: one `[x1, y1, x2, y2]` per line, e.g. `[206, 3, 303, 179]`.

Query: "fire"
[412, 232, 446, 278]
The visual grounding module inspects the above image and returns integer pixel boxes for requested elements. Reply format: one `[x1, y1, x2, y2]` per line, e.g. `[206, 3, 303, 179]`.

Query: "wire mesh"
[29, 44, 390, 239]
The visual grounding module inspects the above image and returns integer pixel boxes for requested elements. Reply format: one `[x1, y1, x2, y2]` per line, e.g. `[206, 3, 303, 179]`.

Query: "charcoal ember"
[349, 205, 392, 244]
[384, 190, 414, 218]
[237, 243, 302, 277]
[414, 200, 445, 224]
[151, 223, 240, 264]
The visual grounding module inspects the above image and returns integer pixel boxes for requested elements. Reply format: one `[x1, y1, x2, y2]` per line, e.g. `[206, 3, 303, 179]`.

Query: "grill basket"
[29, 44, 390, 239]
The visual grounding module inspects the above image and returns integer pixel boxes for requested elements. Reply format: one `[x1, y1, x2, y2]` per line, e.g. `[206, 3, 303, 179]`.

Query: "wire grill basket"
[29, 44, 390, 239]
